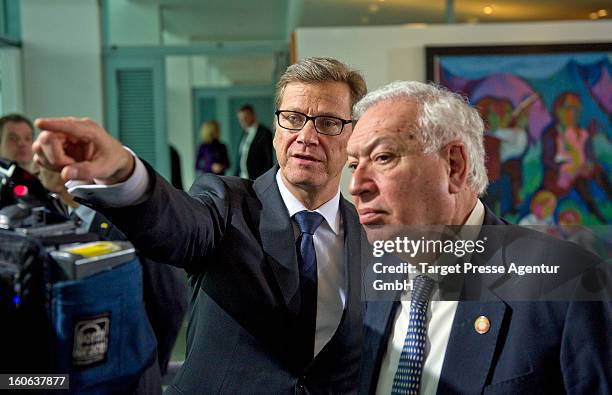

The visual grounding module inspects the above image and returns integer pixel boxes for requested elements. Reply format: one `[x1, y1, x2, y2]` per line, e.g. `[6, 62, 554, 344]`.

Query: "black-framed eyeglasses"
[275, 110, 353, 136]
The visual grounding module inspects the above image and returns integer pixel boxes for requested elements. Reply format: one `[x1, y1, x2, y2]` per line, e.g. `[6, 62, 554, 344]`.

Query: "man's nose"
[296, 119, 319, 145]
[349, 164, 375, 197]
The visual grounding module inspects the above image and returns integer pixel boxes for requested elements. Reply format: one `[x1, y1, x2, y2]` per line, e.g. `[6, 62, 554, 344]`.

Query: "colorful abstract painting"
[427, 44, 612, 225]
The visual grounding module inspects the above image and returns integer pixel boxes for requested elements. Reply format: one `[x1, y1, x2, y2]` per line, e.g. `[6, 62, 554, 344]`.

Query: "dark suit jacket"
[170, 145, 184, 190]
[100, 165, 363, 394]
[237, 124, 274, 179]
[360, 205, 611, 394]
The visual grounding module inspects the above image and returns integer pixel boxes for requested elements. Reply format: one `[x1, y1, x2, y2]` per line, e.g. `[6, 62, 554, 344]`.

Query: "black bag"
[0, 229, 52, 372]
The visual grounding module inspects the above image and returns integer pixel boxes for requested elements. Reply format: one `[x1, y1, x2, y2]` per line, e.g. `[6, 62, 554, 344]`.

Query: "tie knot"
[411, 275, 435, 304]
[294, 211, 324, 235]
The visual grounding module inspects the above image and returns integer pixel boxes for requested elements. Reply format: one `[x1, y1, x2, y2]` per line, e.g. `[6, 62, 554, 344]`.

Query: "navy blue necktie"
[392, 275, 435, 395]
[293, 210, 324, 362]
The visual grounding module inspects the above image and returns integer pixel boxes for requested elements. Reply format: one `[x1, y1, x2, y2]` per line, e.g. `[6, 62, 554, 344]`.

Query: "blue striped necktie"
[293, 210, 324, 362]
[391, 275, 435, 395]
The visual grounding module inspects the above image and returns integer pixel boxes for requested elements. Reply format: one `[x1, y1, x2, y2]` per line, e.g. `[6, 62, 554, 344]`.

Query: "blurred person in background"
[0, 113, 35, 171]
[170, 145, 184, 190]
[236, 104, 273, 179]
[195, 120, 229, 176]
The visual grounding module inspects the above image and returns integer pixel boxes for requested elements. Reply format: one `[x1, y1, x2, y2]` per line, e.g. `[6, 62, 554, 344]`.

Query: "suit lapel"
[339, 197, 362, 313]
[89, 211, 126, 241]
[253, 167, 301, 313]
[436, 300, 507, 394]
[362, 299, 400, 392]
[437, 206, 510, 394]
[89, 212, 110, 239]
[361, 248, 405, 393]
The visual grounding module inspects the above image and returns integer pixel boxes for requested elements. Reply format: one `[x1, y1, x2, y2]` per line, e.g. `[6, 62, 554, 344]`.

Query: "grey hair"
[353, 81, 488, 195]
[276, 57, 367, 109]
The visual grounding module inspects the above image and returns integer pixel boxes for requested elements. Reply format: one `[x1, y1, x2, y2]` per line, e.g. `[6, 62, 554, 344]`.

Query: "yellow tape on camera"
[65, 241, 121, 257]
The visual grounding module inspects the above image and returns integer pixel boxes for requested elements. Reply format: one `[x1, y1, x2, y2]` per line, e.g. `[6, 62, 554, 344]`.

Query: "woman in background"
[195, 120, 230, 175]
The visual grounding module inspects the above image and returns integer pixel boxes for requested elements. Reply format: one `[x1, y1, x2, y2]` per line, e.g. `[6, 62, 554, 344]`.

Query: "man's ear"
[272, 129, 279, 151]
[443, 141, 468, 194]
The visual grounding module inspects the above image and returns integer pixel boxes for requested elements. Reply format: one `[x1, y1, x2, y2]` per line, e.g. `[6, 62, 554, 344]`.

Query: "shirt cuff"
[66, 147, 149, 207]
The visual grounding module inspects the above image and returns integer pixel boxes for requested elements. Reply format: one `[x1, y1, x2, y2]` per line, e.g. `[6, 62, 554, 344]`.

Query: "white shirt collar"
[275, 170, 341, 235]
[246, 124, 258, 135]
[453, 198, 485, 245]
[465, 199, 485, 226]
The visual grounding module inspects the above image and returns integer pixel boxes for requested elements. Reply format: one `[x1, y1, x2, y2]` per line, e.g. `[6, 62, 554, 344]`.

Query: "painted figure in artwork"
[542, 92, 611, 223]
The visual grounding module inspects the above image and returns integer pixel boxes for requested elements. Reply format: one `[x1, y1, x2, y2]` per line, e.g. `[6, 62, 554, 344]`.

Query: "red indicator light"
[13, 185, 29, 197]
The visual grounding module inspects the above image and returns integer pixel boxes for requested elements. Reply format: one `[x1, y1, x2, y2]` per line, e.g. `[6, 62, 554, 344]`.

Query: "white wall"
[21, 0, 103, 123]
[107, 0, 161, 46]
[191, 57, 232, 87]
[0, 47, 24, 114]
[295, 20, 612, 196]
[166, 57, 195, 188]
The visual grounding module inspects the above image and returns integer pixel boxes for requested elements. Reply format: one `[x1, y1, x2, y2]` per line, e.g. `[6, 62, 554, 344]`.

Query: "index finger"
[32, 131, 76, 170]
[35, 117, 97, 140]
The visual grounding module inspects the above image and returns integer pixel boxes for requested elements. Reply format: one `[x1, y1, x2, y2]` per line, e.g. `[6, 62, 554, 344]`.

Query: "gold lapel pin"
[100, 222, 109, 229]
[474, 315, 490, 334]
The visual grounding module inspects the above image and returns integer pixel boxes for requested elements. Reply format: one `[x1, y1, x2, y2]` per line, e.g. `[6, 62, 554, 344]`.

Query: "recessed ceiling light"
[403, 23, 428, 29]
[598, 9, 608, 17]
[483, 5, 493, 15]
[589, 12, 599, 19]
[369, 4, 380, 13]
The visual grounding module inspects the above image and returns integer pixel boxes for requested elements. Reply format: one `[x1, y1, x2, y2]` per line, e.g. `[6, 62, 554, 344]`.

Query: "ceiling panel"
[126, 0, 611, 42]
[453, 0, 612, 23]
[132, 0, 288, 41]
[301, 0, 448, 26]
[301, 0, 612, 26]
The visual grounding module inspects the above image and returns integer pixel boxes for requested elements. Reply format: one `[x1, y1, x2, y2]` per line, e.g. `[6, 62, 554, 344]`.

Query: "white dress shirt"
[67, 151, 346, 356]
[238, 124, 258, 179]
[66, 147, 148, 207]
[276, 171, 346, 356]
[376, 200, 485, 395]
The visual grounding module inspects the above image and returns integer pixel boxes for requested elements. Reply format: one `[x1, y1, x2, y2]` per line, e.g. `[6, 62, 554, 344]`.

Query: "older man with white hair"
[348, 81, 610, 395]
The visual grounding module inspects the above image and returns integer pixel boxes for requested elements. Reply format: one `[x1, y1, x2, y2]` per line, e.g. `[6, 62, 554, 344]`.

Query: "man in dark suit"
[236, 104, 274, 179]
[32, 57, 368, 393]
[347, 81, 610, 394]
